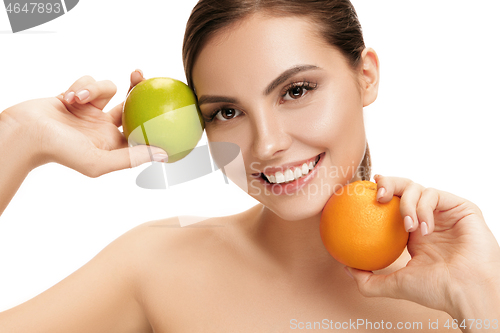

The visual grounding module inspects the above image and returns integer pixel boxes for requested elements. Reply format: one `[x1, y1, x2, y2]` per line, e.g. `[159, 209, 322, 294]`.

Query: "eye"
[282, 81, 318, 102]
[285, 86, 306, 100]
[214, 108, 242, 122]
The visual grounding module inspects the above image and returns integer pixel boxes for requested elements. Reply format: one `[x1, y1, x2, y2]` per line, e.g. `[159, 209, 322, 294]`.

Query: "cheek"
[287, 90, 365, 149]
[206, 125, 253, 171]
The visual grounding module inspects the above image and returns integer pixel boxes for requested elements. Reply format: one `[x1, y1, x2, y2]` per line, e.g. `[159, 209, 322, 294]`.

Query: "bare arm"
[0, 223, 154, 333]
[0, 72, 167, 331]
[0, 112, 37, 216]
[449, 280, 500, 333]
[0, 72, 166, 217]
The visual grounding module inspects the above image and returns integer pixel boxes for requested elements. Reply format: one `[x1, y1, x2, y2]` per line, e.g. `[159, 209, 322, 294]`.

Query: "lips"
[250, 152, 325, 195]
[251, 152, 324, 184]
[254, 154, 321, 176]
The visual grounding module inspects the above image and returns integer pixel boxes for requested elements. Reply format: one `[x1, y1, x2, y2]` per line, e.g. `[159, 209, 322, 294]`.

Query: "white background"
[0, 0, 499, 311]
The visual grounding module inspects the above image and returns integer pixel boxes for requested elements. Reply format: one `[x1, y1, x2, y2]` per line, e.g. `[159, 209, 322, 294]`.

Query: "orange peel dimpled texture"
[320, 181, 409, 271]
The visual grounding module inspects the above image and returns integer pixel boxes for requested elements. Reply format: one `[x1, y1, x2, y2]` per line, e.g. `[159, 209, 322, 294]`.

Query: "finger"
[414, 187, 440, 236]
[82, 145, 169, 178]
[345, 266, 402, 299]
[63, 75, 96, 104]
[73, 80, 117, 110]
[106, 101, 125, 127]
[374, 175, 422, 234]
[374, 175, 413, 203]
[398, 182, 424, 233]
[128, 69, 146, 95]
[416, 187, 469, 234]
[104, 70, 145, 128]
[57, 92, 76, 109]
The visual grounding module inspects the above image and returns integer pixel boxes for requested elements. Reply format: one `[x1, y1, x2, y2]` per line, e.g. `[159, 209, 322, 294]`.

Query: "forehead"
[192, 13, 348, 95]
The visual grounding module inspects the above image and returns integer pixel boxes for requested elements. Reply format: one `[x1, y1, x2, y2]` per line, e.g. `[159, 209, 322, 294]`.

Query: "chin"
[276, 206, 323, 222]
[263, 194, 328, 222]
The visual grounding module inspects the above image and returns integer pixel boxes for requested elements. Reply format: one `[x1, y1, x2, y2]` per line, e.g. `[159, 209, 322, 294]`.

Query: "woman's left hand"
[345, 175, 500, 320]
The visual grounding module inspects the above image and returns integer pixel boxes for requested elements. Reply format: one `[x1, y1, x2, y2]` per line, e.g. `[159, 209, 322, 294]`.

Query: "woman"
[1, 0, 499, 332]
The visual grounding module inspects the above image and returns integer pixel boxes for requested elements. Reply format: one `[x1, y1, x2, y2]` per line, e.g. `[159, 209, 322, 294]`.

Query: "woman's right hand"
[1, 70, 168, 177]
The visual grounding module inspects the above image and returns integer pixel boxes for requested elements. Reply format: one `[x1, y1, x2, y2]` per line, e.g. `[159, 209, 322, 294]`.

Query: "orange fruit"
[320, 180, 409, 271]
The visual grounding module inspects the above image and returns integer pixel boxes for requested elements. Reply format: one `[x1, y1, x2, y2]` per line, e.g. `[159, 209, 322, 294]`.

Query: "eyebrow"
[197, 64, 321, 107]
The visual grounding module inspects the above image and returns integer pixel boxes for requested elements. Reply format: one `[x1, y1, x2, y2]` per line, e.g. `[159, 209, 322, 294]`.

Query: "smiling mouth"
[259, 153, 322, 184]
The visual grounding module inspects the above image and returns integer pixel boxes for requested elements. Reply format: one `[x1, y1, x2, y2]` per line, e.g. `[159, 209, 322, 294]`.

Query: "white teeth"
[285, 169, 295, 182]
[263, 155, 321, 184]
[302, 163, 309, 175]
[275, 171, 285, 183]
[294, 167, 303, 179]
[284, 169, 294, 182]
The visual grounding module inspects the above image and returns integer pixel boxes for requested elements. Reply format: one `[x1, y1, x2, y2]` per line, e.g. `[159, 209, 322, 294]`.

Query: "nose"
[250, 108, 292, 161]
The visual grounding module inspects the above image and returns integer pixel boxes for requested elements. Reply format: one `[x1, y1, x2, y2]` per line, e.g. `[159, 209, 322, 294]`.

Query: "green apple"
[122, 77, 205, 163]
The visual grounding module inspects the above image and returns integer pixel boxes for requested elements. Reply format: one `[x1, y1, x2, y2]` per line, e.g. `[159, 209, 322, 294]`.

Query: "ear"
[359, 47, 380, 107]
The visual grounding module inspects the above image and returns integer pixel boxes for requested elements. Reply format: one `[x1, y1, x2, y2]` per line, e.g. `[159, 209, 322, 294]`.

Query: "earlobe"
[360, 47, 380, 107]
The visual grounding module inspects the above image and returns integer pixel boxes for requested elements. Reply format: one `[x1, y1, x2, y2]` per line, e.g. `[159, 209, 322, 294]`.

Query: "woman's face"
[192, 13, 378, 221]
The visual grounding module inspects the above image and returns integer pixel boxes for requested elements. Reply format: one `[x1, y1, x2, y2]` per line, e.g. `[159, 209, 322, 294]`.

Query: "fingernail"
[65, 91, 75, 103]
[420, 222, 428, 236]
[376, 187, 386, 201]
[344, 266, 354, 279]
[76, 89, 90, 101]
[152, 154, 169, 163]
[135, 69, 144, 77]
[404, 216, 413, 232]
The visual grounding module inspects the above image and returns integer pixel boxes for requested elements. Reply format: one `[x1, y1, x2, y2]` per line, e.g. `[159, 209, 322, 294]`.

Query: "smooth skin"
[1, 13, 499, 333]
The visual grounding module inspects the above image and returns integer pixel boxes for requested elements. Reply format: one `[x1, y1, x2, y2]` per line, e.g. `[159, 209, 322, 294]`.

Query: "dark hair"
[182, 0, 371, 180]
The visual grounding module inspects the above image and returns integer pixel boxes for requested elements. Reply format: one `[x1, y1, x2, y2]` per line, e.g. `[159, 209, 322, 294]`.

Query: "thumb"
[344, 266, 401, 299]
[91, 145, 168, 176]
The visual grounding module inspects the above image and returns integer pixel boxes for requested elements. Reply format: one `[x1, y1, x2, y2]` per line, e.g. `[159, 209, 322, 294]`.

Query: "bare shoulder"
[125, 212, 462, 333]
[128, 204, 261, 261]
[126, 211, 253, 285]
[128, 214, 242, 260]
[128, 213, 255, 331]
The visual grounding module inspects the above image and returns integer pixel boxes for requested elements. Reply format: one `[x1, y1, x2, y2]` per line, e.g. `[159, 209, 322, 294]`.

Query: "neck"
[257, 205, 334, 269]
[246, 173, 364, 279]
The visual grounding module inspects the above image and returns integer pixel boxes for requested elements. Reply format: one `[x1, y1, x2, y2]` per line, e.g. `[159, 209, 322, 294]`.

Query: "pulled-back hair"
[183, 0, 371, 180]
